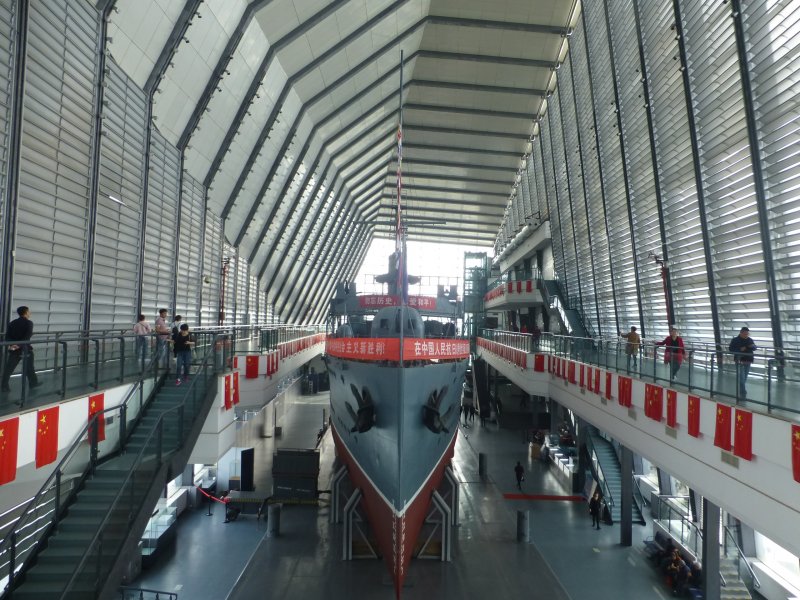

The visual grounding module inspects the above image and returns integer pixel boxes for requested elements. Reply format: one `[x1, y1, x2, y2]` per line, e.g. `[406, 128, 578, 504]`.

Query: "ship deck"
[132, 392, 667, 599]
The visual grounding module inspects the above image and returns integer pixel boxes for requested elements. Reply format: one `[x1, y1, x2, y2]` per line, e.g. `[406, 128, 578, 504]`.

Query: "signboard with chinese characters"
[356, 295, 439, 310]
[326, 338, 469, 361]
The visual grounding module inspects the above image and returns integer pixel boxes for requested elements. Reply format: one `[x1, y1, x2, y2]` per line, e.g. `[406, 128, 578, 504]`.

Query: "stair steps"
[8, 373, 214, 599]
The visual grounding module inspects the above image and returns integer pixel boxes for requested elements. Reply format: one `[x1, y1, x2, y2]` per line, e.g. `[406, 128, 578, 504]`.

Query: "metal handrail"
[722, 525, 761, 590]
[632, 475, 651, 508]
[58, 335, 222, 598]
[0, 346, 167, 591]
[477, 329, 800, 415]
[119, 587, 178, 600]
[584, 435, 616, 513]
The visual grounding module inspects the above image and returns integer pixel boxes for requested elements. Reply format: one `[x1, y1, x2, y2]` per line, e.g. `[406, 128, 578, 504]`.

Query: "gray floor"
[132, 392, 668, 600]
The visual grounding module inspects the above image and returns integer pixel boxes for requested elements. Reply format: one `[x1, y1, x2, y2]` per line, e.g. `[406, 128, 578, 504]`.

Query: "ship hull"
[327, 356, 466, 595]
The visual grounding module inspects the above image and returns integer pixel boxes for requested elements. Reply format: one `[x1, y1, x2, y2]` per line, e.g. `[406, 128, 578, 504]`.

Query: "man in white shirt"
[154, 309, 170, 367]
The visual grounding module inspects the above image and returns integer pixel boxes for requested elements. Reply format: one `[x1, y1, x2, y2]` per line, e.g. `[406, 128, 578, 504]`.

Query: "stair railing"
[58, 334, 227, 599]
[119, 586, 178, 600]
[0, 347, 167, 595]
[653, 495, 702, 557]
[722, 525, 761, 593]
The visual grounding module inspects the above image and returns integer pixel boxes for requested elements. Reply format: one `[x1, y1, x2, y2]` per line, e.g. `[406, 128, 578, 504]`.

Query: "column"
[701, 497, 721, 600]
[619, 445, 633, 546]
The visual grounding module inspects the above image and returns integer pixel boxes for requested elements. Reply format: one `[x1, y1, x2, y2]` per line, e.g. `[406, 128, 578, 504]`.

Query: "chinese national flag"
[594, 369, 601, 394]
[233, 356, 238, 369]
[646, 384, 663, 422]
[233, 372, 240, 405]
[733, 409, 753, 461]
[568, 361, 576, 384]
[533, 355, 544, 372]
[245, 355, 259, 378]
[36, 406, 59, 468]
[224, 375, 232, 410]
[605, 372, 612, 400]
[580, 364, 585, 388]
[714, 404, 732, 451]
[88, 393, 106, 442]
[618, 376, 631, 407]
[666, 390, 677, 429]
[0, 417, 19, 485]
[688, 395, 701, 437]
[792, 425, 800, 483]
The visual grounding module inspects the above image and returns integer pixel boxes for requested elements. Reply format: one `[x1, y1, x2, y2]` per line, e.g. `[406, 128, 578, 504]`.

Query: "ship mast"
[395, 50, 407, 307]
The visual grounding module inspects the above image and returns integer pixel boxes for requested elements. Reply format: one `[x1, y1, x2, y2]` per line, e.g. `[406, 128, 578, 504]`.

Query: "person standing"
[656, 328, 686, 379]
[132, 314, 152, 368]
[154, 309, 171, 367]
[170, 315, 182, 337]
[619, 326, 641, 371]
[1, 306, 39, 392]
[589, 491, 602, 530]
[514, 461, 525, 491]
[729, 327, 756, 399]
[172, 324, 195, 385]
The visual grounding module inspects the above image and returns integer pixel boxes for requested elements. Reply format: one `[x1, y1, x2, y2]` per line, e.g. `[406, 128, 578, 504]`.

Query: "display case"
[140, 502, 177, 567]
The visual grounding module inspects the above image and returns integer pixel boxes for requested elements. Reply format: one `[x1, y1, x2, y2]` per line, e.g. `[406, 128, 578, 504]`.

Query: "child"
[172, 323, 194, 385]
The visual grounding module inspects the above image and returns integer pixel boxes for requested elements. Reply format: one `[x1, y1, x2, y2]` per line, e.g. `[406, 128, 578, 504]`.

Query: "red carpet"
[503, 493, 584, 501]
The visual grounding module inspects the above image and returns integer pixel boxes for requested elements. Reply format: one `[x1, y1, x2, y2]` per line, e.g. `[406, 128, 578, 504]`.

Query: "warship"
[324, 53, 469, 596]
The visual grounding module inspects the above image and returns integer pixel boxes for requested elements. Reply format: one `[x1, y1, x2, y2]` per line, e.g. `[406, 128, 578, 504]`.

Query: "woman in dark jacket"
[656, 328, 686, 379]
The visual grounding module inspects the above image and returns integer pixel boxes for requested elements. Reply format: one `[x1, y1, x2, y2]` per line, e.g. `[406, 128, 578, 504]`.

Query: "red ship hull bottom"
[331, 425, 457, 599]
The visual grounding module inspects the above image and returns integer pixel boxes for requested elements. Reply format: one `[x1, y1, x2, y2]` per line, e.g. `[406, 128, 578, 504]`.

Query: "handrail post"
[60, 341, 68, 396]
[688, 350, 693, 391]
[93, 338, 100, 389]
[9, 531, 16, 589]
[20, 345, 29, 408]
[767, 358, 773, 413]
[178, 404, 184, 447]
[95, 531, 103, 596]
[118, 335, 125, 382]
[710, 352, 715, 397]
[54, 469, 62, 529]
[157, 419, 163, 465]
[120, 404, 127, 453]
[90, 418, 99, 477]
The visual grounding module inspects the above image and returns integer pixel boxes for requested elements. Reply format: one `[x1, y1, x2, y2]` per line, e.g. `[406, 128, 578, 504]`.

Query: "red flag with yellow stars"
[666, 390, 677, 429]
[36, 406, 60, 468]
[0, 417, 19, 485]
[233, 372, 240, 405]
[88, 393, 106, 442]
[714, 404, 732, 451]
[224, 375, 232, 410]
[792, 425, 800, 483]
[688, 395, 701, 437]
[245, 355, 259, 378]
[733, 409, 753, 461]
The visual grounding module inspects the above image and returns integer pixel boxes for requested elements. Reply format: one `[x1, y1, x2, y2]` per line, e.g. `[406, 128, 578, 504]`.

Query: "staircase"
[539, 280, 591, 339]
[5, 357, 220, 600]
[720, 556, 753, 600]
[588, 434, 645, 525]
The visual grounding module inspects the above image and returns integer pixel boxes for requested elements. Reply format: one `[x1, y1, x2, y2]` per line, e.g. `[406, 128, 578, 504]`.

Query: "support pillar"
[619, 445, 633, 547]
[701, 497, 721, 600]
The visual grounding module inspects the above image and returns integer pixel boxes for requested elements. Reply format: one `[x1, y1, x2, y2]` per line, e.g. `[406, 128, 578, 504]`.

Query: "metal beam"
[0, 0, 28, 326]
[390, 157, 517, 174]
[427, 15, 569, 36]
[403, 142, 523, 160]
[392, 171, 510, 186]
[177, 0, 274, 150]
[417, 49, 554, 70]
[224, 2, 416, 234]
[404, 102, 533, 122]
[672, 0, 722, 351]
[144, 0, 202, 95]
[729, 0, 784, 352]
[380, 182, 508, 198]
[370, 202, 503, 218]
[203, 0, 350, 188]
[404, 123, 529, 141]
[410, 79, 547, 97]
